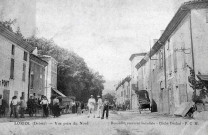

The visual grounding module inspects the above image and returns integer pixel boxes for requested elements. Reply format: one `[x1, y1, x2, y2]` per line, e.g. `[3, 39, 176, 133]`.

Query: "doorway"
[3, 90, 10, 115]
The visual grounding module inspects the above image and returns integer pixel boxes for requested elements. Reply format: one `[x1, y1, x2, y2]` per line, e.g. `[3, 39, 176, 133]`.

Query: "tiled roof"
[136, 0, 208, 70]
[30, 54, 48, 67]
[0, 24, 34, 53]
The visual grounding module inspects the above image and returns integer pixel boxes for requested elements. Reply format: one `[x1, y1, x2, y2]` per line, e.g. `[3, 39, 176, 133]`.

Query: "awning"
[197, 75, 208, 81]
[52, 88, 66, 97]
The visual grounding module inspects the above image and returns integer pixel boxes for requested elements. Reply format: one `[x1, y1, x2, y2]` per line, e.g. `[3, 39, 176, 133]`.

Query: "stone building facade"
[129, 53, 146, 109]
[38, 55, 58, 102]
[29, 54, 48, 99]
[115, 76, 131, 108]
[0, 24, 34, 113]
[135, 1, 208, 114]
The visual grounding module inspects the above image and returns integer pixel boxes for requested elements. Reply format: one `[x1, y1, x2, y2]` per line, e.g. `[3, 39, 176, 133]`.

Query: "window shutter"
[22, 64, 26, 81]
[173, 50, 177, 72]
[10, 58, 14, 79]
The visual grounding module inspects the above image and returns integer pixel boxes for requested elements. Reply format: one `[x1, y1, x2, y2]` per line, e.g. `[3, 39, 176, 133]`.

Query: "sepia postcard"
[0, 0, 208, 135]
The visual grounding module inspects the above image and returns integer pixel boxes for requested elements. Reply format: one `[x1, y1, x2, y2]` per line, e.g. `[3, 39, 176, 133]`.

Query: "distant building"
[115, 84, 123, 106]
[39, 55, 65, 102]
[129, 53, 146, 110]
[135, 1, 208, 114]
[29, 54, 48, 99]
[115, 76, 131, 108]
[0, 24, 34, 113]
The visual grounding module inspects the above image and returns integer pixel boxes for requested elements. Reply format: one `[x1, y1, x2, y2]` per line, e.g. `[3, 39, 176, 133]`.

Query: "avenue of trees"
[27, 36, 105, 103]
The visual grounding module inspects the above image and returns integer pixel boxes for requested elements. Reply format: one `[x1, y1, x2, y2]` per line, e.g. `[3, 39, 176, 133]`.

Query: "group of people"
[27, 95, 50, 118]
[1, 94, 110, 119]
[87, 95, 109, 119]
[71, 100, 85, 114]
[10, 96, 27, 118]
[9, 94, 62, 118]
[28, 95, 62, 118]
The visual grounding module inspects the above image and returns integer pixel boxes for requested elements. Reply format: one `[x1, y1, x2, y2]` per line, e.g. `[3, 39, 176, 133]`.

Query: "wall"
[29, 59, 46, 98]
[192, 9, 208, 75]
[39, 56, 57, 102]
[191, 9, 208, 102]
[149, 9, 208, 114]
[150, 48, 165, 113]
[51, 58, 58, 89]
[130, 55, 145, 110]
[116, 86, 123, 105]
[167, 14, 193, 114]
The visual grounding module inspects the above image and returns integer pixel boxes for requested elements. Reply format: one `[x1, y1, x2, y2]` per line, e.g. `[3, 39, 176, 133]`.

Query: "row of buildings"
[0, 23, 65, 114]
[116, 0, 208, 114]
[115, 76, 131, 106]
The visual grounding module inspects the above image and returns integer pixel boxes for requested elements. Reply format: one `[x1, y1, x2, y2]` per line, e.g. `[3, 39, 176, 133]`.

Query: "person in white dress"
[87, 95, 96, 118]
[97, 95, 102, 118]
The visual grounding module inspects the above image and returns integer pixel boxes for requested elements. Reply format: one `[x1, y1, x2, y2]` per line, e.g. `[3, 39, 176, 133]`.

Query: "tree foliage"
[27, 36, 105, 103]
[102, 93, 115, 105]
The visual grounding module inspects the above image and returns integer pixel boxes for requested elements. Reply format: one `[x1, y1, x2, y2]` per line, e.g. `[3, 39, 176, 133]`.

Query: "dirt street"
[0, 111, 207, 135]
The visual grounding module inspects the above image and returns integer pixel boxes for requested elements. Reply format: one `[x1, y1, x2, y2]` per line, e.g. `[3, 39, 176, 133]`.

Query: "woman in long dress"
[87, 95, 96, 118]
[53, 97, 60, 117]
[71, 100, 76, 114]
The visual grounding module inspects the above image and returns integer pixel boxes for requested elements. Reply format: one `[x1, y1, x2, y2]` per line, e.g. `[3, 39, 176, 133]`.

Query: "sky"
[36, 0, 177, 91]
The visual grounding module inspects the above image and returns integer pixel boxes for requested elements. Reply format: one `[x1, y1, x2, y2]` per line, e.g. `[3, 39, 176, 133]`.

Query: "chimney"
[32, 47, 38, 56]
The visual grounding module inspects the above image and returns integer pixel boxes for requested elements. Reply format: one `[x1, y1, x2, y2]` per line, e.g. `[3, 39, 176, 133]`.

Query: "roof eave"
[0, 25, 35, 53]
[150, 1, 208, 57]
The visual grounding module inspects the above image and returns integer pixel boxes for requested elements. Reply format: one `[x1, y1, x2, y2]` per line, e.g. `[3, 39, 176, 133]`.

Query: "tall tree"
[27, 36, 105, 103]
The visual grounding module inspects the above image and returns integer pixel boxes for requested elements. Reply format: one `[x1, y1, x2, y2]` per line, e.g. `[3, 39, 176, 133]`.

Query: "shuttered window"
[23, 51, 28, 61]
[22, 64, 26, 81]
[11, 44, 15, 55]
[159, 49, 164, 69]
[30, 74, 34, 89]
[173, 50, 177, 72]
[10, 58, 14, 79]
[206, 9, 208, 23]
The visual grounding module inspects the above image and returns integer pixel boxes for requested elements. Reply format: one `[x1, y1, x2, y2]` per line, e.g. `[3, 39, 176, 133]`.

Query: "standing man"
[40, 96, 49, 117]
[87, 95, 96, 118]
[27, 95, 35, 117]
[97, 95, 102, 118]
[12, 96, 18, 118]
[101, 98, 109, 119]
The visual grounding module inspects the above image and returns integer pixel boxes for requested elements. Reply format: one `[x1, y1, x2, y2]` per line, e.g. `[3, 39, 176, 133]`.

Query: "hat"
[97, 95, 100, 98]
[91, 95, 93, 97]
